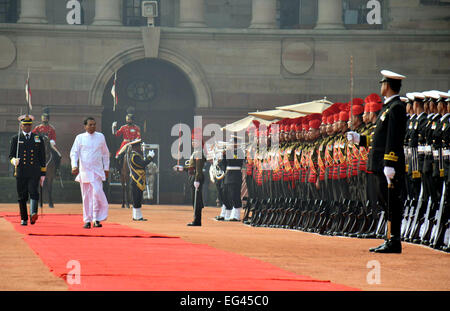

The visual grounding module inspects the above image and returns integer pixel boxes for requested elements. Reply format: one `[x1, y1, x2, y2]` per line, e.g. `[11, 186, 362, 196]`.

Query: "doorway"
[101, 57, 195, 204]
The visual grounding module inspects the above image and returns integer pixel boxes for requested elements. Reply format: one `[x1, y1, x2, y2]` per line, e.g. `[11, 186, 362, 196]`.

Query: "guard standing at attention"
[129, 139, 154, 221]
[347, 70, 407, 253]
[173, 128, 206, 226]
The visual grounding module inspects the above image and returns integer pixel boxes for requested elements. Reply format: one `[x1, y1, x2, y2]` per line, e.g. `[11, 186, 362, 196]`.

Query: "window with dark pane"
[0, 0, 19, 23]
[343, 0, 384, 29]
[123, 0, 160, 26]
[278, 0, 317, 29]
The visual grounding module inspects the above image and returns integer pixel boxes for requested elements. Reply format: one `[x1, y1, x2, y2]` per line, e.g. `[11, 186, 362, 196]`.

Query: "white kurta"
[70, 131, 110, 182]
[70, 131, 110, 223]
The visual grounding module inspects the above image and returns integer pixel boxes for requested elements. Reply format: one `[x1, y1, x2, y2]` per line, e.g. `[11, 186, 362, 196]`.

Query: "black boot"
[30, 199, 38, 225]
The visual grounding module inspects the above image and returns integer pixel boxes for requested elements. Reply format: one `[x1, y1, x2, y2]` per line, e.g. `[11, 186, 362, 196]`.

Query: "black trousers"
[215, 178, 225, 206]
[131, 182, 143, 209]
[224, 182, 242, 210]
[374, 171, 404, 239]
[16, 175, 40, 221]
[191, 183, 204, 224]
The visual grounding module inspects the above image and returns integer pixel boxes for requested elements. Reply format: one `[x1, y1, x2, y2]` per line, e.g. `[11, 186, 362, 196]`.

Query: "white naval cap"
[422, 90, 440, 100]
[412, 92, 426, 101]
[379, 70, 406, 83]
[437, 91, 450, 102]
[406, 93, 416, 101]
[400, 96, 409, 103]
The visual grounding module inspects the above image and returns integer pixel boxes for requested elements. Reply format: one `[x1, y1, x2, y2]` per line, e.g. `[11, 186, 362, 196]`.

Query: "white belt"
[226, 166, 241, 171]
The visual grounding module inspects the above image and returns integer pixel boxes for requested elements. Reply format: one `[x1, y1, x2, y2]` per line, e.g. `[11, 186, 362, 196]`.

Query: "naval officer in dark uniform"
[347, 70, 407, 253]
[9, 115, 46, 226]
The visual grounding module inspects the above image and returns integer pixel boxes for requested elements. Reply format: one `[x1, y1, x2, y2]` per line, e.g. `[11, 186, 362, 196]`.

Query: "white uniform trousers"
[80, 176, 109, 223]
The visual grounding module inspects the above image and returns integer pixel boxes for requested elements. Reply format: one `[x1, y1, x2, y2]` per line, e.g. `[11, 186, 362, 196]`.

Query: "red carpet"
[1, 213, 359, 291]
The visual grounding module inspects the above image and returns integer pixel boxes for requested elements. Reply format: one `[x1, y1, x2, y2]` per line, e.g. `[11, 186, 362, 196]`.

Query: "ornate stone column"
[315, 0, 345, 29]
[92, 0, 122, 26]
[178, 0, 206, 27]
[249, 0, 277, 29]
[18, 0, 48, 24]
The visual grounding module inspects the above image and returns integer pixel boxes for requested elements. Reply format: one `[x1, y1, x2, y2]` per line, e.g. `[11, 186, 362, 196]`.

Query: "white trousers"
[80, 177, 109, 223]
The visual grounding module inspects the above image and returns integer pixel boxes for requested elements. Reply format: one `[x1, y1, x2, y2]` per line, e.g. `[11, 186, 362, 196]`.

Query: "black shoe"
[133, 218, 147, 221]
[369, 241, 386, 252]
[30, 214, 38, 225]
[229, 218, 240, 222]
[21, 220, 27, 226]
[93, 221, 102, 228]
[215, 216, 225, 221]
[83, 222, 91, 229]
[187, 222, 201, 226]
[373, 239, 402, 253]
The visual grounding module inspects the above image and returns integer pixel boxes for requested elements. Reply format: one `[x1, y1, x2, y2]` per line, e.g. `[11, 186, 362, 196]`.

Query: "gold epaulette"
[384, 152, 398, 162]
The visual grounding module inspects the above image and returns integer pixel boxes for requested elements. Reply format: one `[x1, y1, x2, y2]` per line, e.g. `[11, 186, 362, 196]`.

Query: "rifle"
[419, 200, 435, 245]
[375, 210, 386, 238]
[429, 182, 446, 248]
[442, 223, 450, 250]
[400, 198, 411, 238]
[411, 196, 432, 243]
[441, 219, 450, 252]
[404, 186, 422, 239]
[407, 187, 426, 241]
[341, 200, 356, 236]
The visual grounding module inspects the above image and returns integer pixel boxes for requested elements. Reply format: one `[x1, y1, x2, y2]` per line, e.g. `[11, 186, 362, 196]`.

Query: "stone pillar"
[178, 0, 206, 27]
[18, 0, 48, 24]
[92, 0, 122, 26]
[249, 0, 277, 29]
[315, 0, 345, 29]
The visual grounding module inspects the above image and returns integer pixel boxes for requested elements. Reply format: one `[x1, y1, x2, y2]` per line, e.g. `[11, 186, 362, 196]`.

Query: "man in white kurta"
[70, 117, 110, 228]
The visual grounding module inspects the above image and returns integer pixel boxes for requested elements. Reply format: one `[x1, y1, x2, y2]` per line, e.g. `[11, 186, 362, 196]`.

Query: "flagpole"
[112, 71, 117, 112]
[14, 108, 23, 177]
[350, 55, 354, 129]
[177, 122, 182, 166]
[26, 68, 31, 115]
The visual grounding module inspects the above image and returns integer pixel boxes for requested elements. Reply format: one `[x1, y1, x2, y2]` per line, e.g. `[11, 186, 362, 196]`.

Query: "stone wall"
[0, 26, 449, 143]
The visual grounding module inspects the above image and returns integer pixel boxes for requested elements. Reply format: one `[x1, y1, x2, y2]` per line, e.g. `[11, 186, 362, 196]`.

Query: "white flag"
[25, 72, 32, 111]
[111, 72, 117, 111]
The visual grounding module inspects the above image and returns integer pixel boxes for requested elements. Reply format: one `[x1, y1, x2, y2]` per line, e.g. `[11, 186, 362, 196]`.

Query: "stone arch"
[89, 44, 212, 109]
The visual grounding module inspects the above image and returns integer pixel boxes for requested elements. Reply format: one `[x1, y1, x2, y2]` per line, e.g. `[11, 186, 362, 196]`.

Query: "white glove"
[147, 150, 155, 158]
[346, 131, 360, 144]
[194, 181, 200, 189]
[383, 166, 395, 184]
[112, 121, 117, 134]
[11, 158, 20, 166]
[40, 176, 45, 187]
